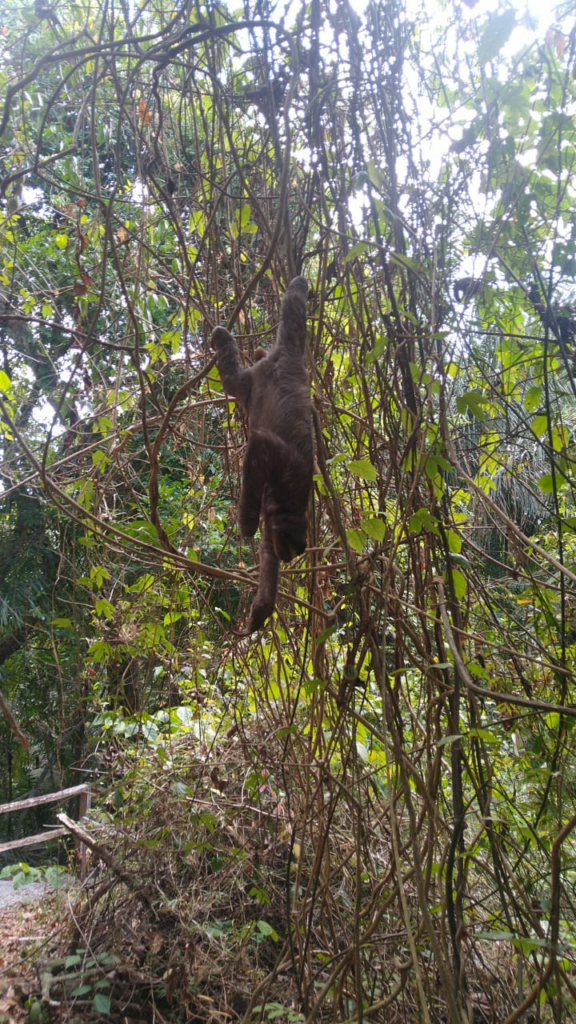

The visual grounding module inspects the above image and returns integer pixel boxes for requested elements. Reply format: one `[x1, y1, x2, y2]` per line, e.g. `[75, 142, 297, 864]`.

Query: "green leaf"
[532, 414, 548, 436]
[0, 370, 12, 395]
[389, 250, 420, 273]
[277, 724, 299, 738]
[28, 1000, 44, 1024]
[360, 517, 385, 541]
[164, 611, 184, 625]
[514, 936, 551, 954]
[94, 598, 114, 620]
[468, 728, 499, 743]
[190, 209, 206, 234]
[478, 10, 516, 64]
[351, 171, 369, 190]
[449, 552, 471, 570]
[128, 574, 155, 593]
[451, 568, 467, 599]
[314, 625, 337, 645]
[45, 866, 66, 888]
[551, 425, 569, 452]
[256, 919, 278, 941]
[344, 241, 371, 262]
[90, 564, 110, 586]
[456, 392, 487, 421]
[467, 661, 489, 680]
[122, 520, 161, 544]
[409, 508, 440, 536]
[346, 528, 366, 553]
[446, 529, 462, 553]
[92, 450, 111, 471]
[524, 385, 542, 412]
[367, 160, 385, 188]
[93, 993, 111, 1015]
[348, 458, 377, 481]
[438, 734, 461, 747]
[538, 474, 554, 493]
[366, 333, 387, 363]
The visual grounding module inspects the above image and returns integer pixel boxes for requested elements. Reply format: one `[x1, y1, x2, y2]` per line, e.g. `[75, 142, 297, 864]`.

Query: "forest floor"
[0, 884, 76, 1022]
[0, 897, 47, 1021]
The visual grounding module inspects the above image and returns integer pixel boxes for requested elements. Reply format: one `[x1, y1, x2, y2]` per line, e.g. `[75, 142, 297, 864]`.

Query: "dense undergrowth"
[54, 701, 527, 1024]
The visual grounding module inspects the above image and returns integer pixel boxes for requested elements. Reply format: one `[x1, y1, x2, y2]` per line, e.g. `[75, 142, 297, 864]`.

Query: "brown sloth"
[212, 276, 313, 633]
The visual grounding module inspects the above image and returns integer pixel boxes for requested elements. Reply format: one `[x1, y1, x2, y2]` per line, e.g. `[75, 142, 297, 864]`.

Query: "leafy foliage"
[2, 0, 576, 1020]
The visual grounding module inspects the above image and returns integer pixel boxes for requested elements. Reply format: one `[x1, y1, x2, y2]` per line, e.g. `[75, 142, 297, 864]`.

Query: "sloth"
[212, 276, 313, 633]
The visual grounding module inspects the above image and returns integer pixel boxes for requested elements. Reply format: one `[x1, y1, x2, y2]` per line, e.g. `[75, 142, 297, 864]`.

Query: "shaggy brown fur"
[212, 277, 313, 632]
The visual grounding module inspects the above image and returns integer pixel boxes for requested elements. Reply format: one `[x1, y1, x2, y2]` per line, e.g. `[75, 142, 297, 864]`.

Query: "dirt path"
[0, 879, 50, 911]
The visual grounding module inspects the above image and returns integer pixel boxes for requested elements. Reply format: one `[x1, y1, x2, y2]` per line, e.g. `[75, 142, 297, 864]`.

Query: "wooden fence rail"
[0, 783, 91, 875]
